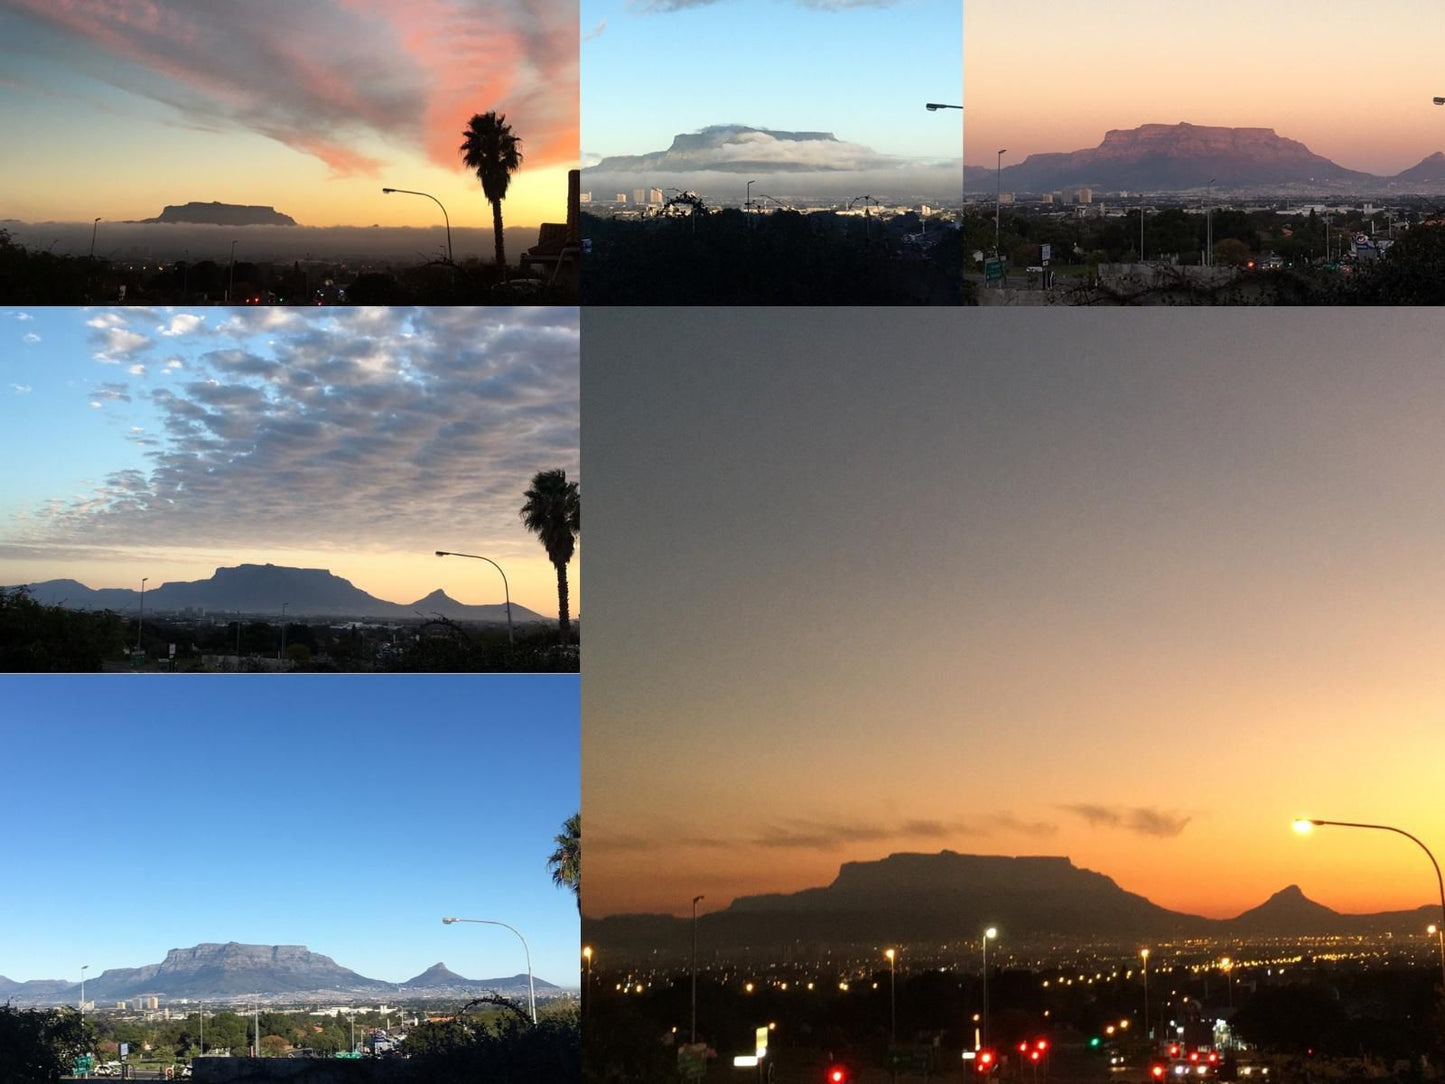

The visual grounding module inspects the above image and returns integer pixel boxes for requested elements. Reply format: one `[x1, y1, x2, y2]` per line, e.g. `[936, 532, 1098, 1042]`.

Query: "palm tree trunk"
[491, 198, 507, 280]
[554, 559, 571, 641]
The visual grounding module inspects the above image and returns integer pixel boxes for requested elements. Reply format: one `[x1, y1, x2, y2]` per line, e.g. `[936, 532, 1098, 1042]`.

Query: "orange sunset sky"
[965, 0, 1445, 175]
[0, 0, 577, 230]
[584, 308, 1445, 924]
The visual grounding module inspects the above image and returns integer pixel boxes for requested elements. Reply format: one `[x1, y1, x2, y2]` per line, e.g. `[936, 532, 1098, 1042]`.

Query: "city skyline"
[584, 308, 1445, 922]
[0, 0, 578, 233]
[0, 675, 580, 986]
[965, 0, 1445, 175]
[0, 307, 579, 614]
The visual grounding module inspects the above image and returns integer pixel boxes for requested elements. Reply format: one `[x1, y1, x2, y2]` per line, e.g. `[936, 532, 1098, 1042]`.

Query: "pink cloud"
[7, 0, 577, 176]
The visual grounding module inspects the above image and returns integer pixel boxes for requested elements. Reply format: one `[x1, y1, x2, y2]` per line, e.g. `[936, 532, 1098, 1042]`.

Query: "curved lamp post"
[441, 916, 536, 1022]
[434, 550, 513, 644]
[691, 894, 704, 1042]
[1293, 817, 1445, 991]
[383, 187, 454, 264]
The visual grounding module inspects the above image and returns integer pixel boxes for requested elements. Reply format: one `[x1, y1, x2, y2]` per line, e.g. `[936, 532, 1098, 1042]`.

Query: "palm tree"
[547, 812, 580, 911]
[520, 468, 580, 640]
[459, 112, 523, 273]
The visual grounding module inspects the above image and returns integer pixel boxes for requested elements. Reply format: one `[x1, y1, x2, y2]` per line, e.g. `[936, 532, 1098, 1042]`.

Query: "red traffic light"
[827, 1067, 848, 1084]
[1151, 1066, 1166, 1079]
[1036, 1040, 1049, 1052]
[1169, 1045, 1180, 1057]
[1189, 1052, 1200, 1063]
[1030, 1051, 1041, 1063]
[1018, 1043, 1028, 1053]
[977, 1050, 996, 1073]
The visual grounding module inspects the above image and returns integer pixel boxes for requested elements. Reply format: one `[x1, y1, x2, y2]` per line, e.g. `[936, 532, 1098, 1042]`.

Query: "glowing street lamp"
[982, 927, 998, 1050]
[1293, 817, 1445, 991]
[582, 946, 593, 1020]
[1219, 957, 1234, 1008]
[1141, 949, 1150, 1037]
[441, 916, 536, 1022]
[885, 947, 897, 1045]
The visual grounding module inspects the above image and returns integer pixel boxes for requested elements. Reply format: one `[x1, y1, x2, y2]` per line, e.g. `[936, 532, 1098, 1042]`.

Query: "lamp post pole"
[80, 965, 88, 1016]
[434, 550, 514, 644]
[382, 188, 453, 264]
[996, 150, 1007, 258]
[441, 917, 536, 1022]
[885, 948, 897, 1046]
[692, 894, 704, 1043]
[982, 927, 997, 1050]
[136, 577, 148, 652]
[227, 240, 237, 303]
[90, 218, 100, 260]
[278, 601, 288, 662]
[1294, 817, 1445, 991]
[1141, 949, 1149, 1039]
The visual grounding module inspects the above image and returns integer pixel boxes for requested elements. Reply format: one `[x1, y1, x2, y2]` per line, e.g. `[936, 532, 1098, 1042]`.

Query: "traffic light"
[977, 1050, 997, 1074]
[826, 1066, 849, 1084]
[1089, 1037, 1101, 1048]
[1151, 1065, 1167, 1080]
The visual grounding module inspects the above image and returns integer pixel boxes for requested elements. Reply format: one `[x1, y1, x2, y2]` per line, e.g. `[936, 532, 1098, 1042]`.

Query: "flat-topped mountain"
[963, 123, 1445, 192]
[139, 201, 298, 226]
[10, 564, 541, 623]
[3, 943, 563, 1006]
[585, 850, 1442, 963]
[588, 125, 860, 174]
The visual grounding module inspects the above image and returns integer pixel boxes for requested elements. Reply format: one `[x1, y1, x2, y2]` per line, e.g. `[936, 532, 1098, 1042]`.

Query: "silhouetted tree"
[520, 468, 580, 640]
[547, 811, 580, 910]
[460, 112, 524, 272]
[0, 1003, 94, 1082]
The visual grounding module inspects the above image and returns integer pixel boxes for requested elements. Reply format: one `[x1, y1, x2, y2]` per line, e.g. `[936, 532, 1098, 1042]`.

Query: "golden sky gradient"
[584, 308, 1445, 923]
[965, 0, 1445, 174]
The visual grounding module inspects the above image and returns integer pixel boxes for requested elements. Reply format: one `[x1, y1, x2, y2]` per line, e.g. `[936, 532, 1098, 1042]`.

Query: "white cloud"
[159, 313, 205, 337]
[22, 332, 40, 344]
[128, 364, 147, 376]
[10, 384, 31, 394]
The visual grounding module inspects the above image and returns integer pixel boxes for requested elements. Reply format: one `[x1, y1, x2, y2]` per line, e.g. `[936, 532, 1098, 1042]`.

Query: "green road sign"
[984, 257, 1005, 283]
[887, 1049, 933, 1073]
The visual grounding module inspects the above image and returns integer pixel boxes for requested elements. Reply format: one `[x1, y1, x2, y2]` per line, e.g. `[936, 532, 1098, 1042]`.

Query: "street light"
[227, 240, 237, 303]
[277, 601, 289, 662]
[691, 895, 705, 1042]
[90, 218, 101, 260]
[924, 103, 964, 221]
[746, 179, 757, 216]
[1141, 949, 1150, 1038]
[982, 927, 998, 1050]
[1219, 957, 1233, 1008]
[582, 946, 593, 1020]
[382, 187, 454, 264]
[995, 150, 1007, 259]
[1204, 179, 1216, 266]
[1293, 817, 1445, 991]
[136, 577, 149, 652]
[885, 947, 897, 1046]
[435, 550, 514, 644]
[80, 964, 88, 1016]
[441, 916, 536, 1023]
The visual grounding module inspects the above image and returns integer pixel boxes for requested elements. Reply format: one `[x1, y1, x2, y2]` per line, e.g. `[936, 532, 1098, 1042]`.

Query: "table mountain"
[140, 202, 297, 226]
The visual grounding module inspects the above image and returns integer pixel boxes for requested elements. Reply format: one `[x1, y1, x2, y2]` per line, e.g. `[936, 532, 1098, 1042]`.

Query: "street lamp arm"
[441, 916, 536, 1023]
[435, 550, 513, 645]
[1308, 819, 1445, 913]
[382, 187, 453, 264]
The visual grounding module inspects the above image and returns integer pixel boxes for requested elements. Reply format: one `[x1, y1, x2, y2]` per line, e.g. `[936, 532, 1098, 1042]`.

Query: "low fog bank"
[1, 220, 543, 263]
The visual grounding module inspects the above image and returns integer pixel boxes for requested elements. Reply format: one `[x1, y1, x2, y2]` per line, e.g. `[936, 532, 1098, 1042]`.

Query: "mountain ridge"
[585, 850, 1441, 961]
[8, 564, 543, 622]
[962, 122, 1445, 192]
[1, 942, 564, 1006]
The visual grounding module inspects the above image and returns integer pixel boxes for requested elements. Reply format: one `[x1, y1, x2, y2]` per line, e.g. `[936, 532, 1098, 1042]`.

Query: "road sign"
[984, 257, 1005, 283]
[888, 1049, 933, 1073]
[1041, 243, 1052, 262]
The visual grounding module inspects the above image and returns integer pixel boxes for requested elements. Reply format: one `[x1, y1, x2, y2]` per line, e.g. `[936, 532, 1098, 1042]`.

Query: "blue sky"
[0, 307, 579, 613]
[0, 675, 580, 987]
[581, 0, 961, 162]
